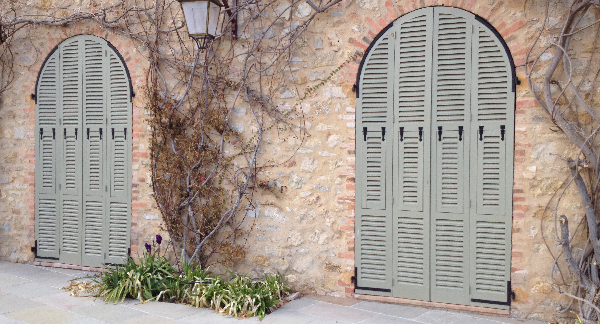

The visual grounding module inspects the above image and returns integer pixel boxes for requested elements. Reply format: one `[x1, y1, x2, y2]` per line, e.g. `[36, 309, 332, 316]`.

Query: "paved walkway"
[0, 261, 546, 324]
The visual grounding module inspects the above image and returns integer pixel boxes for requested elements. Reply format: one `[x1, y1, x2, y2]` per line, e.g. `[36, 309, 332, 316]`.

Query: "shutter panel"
[469, 24, 514, 307]
[35, 49, 60, 259]
[105, 51, 132, 264]
[59, 38, 84, 265]
[355, 26, 394, 293]
[82, 37, 108, 267]
[429, 7, 472, 305]
[392, 8, 433, 301]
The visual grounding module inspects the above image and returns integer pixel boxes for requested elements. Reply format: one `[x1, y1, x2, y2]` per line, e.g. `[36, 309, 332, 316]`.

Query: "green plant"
[94, 246, 292, 320]
[95, 252, 176, 303]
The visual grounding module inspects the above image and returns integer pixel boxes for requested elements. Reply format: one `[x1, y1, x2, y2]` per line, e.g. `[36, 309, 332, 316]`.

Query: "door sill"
[32, 261, 106, 272]
[354, 294, 510, 316]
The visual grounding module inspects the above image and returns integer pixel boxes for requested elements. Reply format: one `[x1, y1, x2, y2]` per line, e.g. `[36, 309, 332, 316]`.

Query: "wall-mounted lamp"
[177, 0, 224, 50]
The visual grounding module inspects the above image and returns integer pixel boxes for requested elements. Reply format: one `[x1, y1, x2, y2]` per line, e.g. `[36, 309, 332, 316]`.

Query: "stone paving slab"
[0, 293, 45, 315]
[358, 313, 422, 324]
[299, 302, 374, 323]
[0, 261, 550, 324]
[70, 303, 147, 323]
[1, 282, 64, 299]
[31, 291, 103, 310]
[118, 314, 181, 324]
[351, 300, 430, 319]
[122, 300, 203, 319]
[5, 305, 82, 324]
[0, 273, 31, 288]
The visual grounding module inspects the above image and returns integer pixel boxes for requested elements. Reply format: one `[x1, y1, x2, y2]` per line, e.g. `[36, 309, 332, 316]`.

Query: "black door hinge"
[52, 128, 55, 140]
[112, 128, 115, 140]
[363, 127, 367, 141]
[479, 126, 484, 141]
[438, 126, 442, 141]
[500, 125, 505, 141]
[400, 127, 404, 142]
[418, 127, 423, 142]
[458, 126, 463, 141]
[381, 127, 386, 141]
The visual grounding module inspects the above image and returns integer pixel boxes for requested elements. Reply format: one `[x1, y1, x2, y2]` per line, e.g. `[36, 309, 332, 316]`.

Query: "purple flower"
[145, 243, 151, 253]
[156, 235, 162, 245]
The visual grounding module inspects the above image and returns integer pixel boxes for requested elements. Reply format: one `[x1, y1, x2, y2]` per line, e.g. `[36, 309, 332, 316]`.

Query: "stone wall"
[0, 0, 593, 322]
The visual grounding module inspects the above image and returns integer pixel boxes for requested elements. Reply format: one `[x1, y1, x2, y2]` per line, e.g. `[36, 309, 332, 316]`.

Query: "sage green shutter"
[392, 8, 433, 301]
[429, 7, 472, 305]
[59, 37, 84, 265]
[469, 23, 514, 308]
[35, 48, 60, 259]
[105, 50, 132, 264]
[36, 35, 131, 266]
[355, 26, 394, 293]
[82, 36, 108, 267]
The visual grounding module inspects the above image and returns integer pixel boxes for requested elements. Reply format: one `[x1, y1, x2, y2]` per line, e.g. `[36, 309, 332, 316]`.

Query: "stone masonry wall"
[0, 0, 593, 322]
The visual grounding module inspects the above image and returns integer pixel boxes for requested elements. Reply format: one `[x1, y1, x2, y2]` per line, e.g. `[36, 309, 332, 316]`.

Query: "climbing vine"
[0, 0, 348, 268]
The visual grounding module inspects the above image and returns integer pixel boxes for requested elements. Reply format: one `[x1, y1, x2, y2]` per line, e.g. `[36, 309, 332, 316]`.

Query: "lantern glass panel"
[207, 1, 221, 36]
[182, 1, 208, 36]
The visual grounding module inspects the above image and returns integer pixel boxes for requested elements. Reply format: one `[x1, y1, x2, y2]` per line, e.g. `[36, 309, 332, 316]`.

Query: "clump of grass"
[92, 237, 292, 320]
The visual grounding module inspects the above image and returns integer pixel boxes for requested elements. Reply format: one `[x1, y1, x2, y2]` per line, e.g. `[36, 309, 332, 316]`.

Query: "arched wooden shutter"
[392, 8, 433, 301]
[105, 49, 132, 265]
[35, 49, 60, 259]
[36, 35, 132, 267]
[469, 21, 515, 306]
[429, 7, 473, 305]
[355, 6, 514, 309]
[355, 24, 395, 293]
[58, 37, 84, 265]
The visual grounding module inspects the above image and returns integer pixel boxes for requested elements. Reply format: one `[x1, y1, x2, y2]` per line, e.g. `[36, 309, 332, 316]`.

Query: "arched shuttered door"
[355, 7, 515, 309]
[35, 35, 132, 267]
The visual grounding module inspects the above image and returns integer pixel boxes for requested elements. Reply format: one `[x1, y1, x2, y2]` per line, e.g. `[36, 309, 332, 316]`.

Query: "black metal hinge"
[400, 127, 404, 142]
[381, 127, 386, 141]
[31, 240, 37, 255]
[363, 127, 367, 141]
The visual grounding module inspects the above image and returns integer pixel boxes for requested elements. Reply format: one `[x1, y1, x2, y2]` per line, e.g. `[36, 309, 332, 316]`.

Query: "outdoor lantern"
[177, 0, 223, 49]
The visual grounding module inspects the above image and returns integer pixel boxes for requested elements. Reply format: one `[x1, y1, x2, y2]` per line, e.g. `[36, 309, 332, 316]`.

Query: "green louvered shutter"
[82, 36, 108, 267]
[35, 49, 60, 259]
[59, 37, 84, 265]
[392, 8, 433, 301]
[105, 50, 132, 265]
[469, 23, 514, 308]
[429, 7, 472, 305]
[355, 25, 395, 293]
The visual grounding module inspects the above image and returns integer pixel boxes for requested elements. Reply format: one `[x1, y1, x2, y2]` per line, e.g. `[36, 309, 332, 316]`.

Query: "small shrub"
[95, 253, 176, 303]
[92, 238, 293, 320]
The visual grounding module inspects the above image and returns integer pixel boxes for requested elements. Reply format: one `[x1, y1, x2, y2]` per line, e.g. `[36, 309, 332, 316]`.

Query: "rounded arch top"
[355, 6, 517, 97]
[34, 34, 134, 104]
